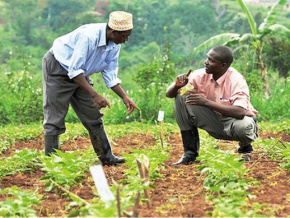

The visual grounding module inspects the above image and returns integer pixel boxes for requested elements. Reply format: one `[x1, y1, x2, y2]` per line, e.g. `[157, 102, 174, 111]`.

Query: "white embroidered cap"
[108, 11, 133, 31]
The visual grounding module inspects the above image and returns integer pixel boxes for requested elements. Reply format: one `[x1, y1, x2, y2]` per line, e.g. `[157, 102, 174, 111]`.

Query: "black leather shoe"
[99, 155, 126, 166]
[238, 144, 253, 154]
[172, 151, 196, 165]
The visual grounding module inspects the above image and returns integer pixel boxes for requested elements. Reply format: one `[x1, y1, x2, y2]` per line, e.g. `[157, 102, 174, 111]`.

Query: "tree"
[3, 0, 41, 45]
[42, 0, 92, 31]
[191, 0, 290, 98]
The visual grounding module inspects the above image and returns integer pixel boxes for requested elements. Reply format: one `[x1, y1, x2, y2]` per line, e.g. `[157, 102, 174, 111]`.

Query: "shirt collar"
[210, 68, 229, 86]
[98, 24, 116, 51]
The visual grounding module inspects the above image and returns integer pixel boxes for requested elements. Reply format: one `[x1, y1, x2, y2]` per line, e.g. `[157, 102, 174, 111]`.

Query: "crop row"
[0, 121, 289, 216]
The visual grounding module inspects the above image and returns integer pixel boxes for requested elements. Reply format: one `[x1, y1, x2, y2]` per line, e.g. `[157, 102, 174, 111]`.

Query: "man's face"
[204, 49, 224, 75]
[112, 29, 132, 44]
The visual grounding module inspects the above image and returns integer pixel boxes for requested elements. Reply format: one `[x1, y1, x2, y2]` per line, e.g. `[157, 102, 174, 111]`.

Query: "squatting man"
[166, 46, 258, 165]
[42, 11, 139, 166]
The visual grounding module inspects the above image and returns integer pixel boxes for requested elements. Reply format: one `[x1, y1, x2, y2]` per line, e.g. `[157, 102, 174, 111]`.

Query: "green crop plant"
[0, 123, 42, 153]
[67, 132, 169, 217]
[256, 137, 290, 172]
[0, 149, 39, 179]
[0, 137, 14, 154]
[68, 201, 117, 217]
[122, 143, 170, 183]
[115, 144, 169, 216]
[197, 138, 262, 217]
[39, 149, 96, 191]
[62, 122, 176, 142]
[253, 121, 290, 172]
[0, 186, 41, 217]
[210, 194, 256, 217]
[259, 120, 290, 134]
[280, 142, 290, 172]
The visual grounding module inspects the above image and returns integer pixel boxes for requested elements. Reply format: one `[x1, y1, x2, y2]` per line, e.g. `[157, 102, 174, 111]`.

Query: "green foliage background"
[0, 0, 289, 126]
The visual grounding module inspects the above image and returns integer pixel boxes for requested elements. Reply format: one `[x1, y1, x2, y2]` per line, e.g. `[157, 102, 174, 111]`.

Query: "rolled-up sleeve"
[101, 48, 122, 88]
[67, 35, 92, 79]
[229, 79, 250, 110]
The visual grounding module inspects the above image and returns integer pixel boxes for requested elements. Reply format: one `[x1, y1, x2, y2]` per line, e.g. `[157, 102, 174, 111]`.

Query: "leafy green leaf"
[180, 84, 194, 95]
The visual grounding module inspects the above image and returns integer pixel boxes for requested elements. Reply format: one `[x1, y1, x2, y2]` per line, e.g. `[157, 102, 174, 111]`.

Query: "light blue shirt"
[51, 23, 121, 88]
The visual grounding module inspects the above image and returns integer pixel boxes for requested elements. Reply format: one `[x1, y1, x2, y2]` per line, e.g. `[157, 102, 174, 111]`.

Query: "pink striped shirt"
[186, 67, 258, 116]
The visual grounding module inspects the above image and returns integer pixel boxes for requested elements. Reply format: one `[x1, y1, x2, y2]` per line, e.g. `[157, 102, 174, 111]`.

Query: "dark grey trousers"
[42, 50, 103, 135]
[174, 94, 258, 146]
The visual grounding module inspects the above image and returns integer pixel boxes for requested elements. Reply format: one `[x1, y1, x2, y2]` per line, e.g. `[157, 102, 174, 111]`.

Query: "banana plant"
[192, 0, 289, 98]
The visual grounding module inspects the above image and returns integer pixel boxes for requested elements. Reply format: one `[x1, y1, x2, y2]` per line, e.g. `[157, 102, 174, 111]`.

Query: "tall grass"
[0, 52, 288, 126]
[101, 88, 176, 124]
[55, 68, 290, 125]
[251, 71, 289, 122]
[0, 69, 43, 125]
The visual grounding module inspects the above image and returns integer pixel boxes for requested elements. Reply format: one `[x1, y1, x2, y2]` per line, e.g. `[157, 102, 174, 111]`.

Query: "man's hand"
[111, 84, 140, 115]
[185, 93, 208, 106]
[123, 96, 140, 115]
[186, 92, 246, 119]
[175, 69, 192, 88]
[92, 94, 111, 109]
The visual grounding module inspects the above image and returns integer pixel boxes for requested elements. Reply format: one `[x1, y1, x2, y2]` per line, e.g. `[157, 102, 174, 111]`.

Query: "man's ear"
[111, 30, 118, 34]
[112, 30, 120, 38]
[107, 29, 118, 41]
[221, 62, 228, 69]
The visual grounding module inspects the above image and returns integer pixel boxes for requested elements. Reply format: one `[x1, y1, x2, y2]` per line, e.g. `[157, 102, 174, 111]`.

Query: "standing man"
[166, 46, 258, 165]
[42, 11, 139, 166]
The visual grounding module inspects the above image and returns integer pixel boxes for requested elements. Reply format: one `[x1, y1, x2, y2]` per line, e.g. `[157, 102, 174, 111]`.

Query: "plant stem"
[49, 179, 89, 206]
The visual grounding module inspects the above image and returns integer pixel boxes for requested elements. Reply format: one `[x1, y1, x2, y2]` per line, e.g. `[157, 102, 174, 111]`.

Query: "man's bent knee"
[233, 116, 258, 144]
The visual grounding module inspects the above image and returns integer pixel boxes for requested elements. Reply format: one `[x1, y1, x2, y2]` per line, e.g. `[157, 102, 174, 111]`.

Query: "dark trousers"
[42, 50, 103, 135]
[174, 94, 258, 145]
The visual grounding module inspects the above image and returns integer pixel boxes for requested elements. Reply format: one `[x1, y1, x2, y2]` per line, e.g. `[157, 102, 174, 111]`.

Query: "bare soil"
[0, 130, 289, 217]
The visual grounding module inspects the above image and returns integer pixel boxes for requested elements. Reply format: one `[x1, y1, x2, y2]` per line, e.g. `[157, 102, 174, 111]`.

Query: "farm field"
[0, 0, 289, 217]
[0, 121, 289, 217]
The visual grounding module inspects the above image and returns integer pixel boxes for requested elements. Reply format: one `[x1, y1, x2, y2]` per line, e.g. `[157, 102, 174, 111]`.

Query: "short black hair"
[212, 45, 233, 65]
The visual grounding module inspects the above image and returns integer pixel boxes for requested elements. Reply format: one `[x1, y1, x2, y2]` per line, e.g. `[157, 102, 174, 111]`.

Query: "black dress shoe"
[238, 144, 253, 154]
[99, 155, 126, 166]
[172, 151, 196, 165]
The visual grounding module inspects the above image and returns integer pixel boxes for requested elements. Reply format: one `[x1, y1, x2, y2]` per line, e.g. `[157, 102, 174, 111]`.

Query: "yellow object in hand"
[180, 84, 194, 95]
